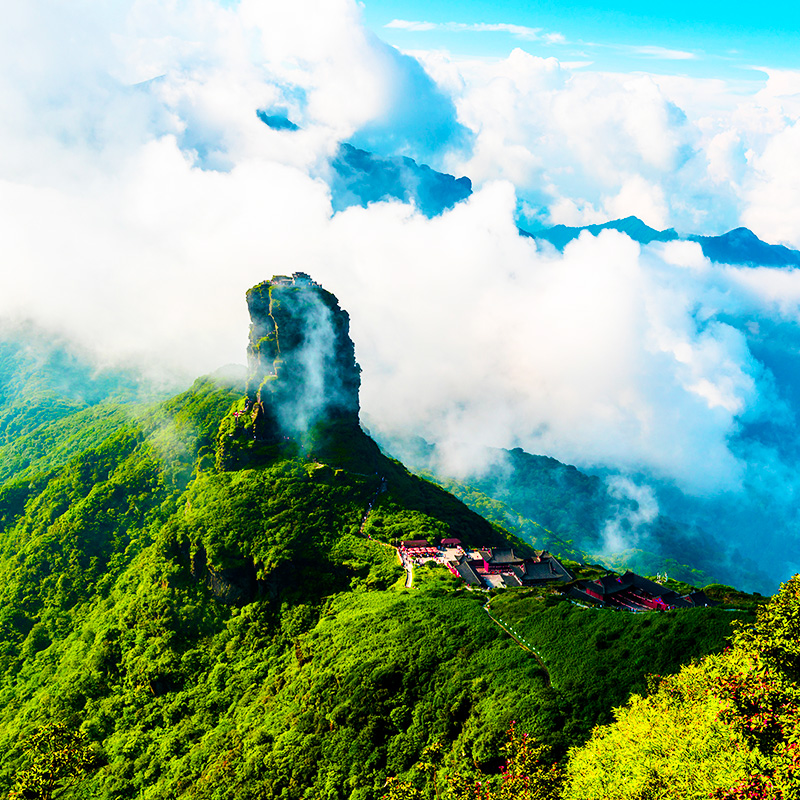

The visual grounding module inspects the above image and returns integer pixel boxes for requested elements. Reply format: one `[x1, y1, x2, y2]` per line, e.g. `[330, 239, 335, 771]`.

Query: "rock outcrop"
[216, 272, 378, 470]
[245, 272, 361, 444]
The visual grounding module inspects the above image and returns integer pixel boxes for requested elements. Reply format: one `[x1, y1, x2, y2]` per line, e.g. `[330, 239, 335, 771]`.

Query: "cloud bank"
[385, 20, 548, 41]
[2, 0, 800, 590]
[418, 49, 800, 245]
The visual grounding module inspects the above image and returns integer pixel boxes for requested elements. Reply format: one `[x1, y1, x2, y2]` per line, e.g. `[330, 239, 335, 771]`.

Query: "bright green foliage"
[562, 576, 800, 800]
[445, 722, 563, 800]
[8, 722, 101, 800]
[383, 723, 563, 800]
[0, 405, 132, 486]
[0, 323, 178, 486]
[145, 376, 244, 487]
[0, 366, 561, 799]
[0, 426, 171, 675]
[381, 777, 423, 800]
[361, 477, 527, 554]
[488, 590, 752, 742]
[174, 462, 370, 573]
[379, 741, 442, 800]
[0, 560, 551, 798]
[0, 328, 769, 800]
[563, 658, 755, 799]
[707, 576, 800, 799]
[734, 574, 800, 678]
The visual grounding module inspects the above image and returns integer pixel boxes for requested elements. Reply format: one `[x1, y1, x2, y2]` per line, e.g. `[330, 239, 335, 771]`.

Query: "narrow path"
[403, 556, 413, 588]
[359, 476, 387, 536]
[483, 602, 552, 687]
[356, 478, 410, 586]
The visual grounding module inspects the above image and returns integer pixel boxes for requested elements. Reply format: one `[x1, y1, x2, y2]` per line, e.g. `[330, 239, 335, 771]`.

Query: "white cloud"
[741, 121, 800, 247]
[384, 19, 559, 42]
[601, 477, 659, 553]
[2, 0, 800, 587]
[722, 265, 800, 319]
[385, 19, 436, 32]
[602, 175, 669, 229]
[414, 49, 800, 240]
[449, 23, 542, 39]
[628, 45, 697, 60]
[434, 54, 700, 227]
[321, 192, 768, 496]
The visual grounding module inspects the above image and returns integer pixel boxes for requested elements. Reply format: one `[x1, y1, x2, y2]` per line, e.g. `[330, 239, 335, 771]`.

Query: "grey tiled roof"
[488, 548, 524, 566]
[454, 556, 484, 587]
[568, 586, 601, 604]
[686, 590, 718, 607]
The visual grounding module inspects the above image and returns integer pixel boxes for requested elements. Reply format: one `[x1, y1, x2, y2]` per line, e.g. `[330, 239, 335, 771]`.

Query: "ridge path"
[358, 477, 412, 587]
[484, 600, 552, 687]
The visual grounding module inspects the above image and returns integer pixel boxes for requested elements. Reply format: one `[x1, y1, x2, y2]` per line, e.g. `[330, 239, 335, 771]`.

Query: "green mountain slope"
[0, 280, 760, 799]
[561, 575, 800, 800]
[377, 437, 726, 586]
[0, 376, 555, 799]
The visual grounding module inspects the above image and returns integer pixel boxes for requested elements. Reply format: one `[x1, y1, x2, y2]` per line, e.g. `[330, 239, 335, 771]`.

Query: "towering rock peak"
[244, 273, 361, 447]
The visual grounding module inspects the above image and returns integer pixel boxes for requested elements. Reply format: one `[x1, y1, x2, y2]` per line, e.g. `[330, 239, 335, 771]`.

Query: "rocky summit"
[237, 272, 362, 453]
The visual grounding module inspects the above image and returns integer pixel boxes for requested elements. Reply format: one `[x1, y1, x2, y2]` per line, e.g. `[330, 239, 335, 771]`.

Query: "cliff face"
[244, 273, 361, 447]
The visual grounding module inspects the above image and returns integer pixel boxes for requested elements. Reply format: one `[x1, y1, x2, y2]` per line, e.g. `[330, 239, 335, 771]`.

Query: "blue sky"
[362, 0, 799, 80]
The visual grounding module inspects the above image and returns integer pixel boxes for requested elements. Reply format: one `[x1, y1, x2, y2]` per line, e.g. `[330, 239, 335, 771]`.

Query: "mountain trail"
[484, 602, 551, 687]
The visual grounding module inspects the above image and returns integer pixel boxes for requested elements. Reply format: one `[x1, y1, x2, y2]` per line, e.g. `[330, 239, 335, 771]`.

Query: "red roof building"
[400, 539, 438, 556]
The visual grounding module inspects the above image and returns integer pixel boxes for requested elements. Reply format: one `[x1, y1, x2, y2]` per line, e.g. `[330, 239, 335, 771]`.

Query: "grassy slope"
[489, 591, 754, 740]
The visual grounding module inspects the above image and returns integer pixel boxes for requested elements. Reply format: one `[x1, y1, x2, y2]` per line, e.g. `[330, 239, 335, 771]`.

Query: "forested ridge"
[0, 321, 786, 800]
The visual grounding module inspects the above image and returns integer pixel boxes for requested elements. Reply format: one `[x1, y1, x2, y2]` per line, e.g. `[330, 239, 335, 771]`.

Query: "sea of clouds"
[2, 0, 800, 589]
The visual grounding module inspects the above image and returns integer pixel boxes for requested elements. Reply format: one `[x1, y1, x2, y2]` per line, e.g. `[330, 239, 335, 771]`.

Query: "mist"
[2, 0, 800, 591]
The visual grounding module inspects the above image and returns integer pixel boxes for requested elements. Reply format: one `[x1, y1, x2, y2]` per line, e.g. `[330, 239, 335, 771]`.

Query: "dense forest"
[0, 285, 789, 799]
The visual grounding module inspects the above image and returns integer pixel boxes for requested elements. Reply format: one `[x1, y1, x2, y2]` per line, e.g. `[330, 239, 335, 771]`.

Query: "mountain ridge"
[258, 110, 800, 267]
[524, 215, 800, 267]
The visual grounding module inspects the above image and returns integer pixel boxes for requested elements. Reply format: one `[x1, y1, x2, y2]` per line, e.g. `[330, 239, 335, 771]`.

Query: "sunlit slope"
[0, 372, 754, 799]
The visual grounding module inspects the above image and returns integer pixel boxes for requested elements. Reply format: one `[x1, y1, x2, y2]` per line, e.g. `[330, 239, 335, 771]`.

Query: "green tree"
[8, 722, 100, 800]
[445, 723, 563, 800]
[383, 726, 563, 800]
[562, 659, 755, 799]
[562, 575, 800, 800]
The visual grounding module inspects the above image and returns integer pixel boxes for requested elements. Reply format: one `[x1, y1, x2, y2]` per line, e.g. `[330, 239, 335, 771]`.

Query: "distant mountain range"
[259, 109, 800, 267]
[329, 143, 472, 217]
[258, 112, 472, 218]
[524, 216, 800, 268]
